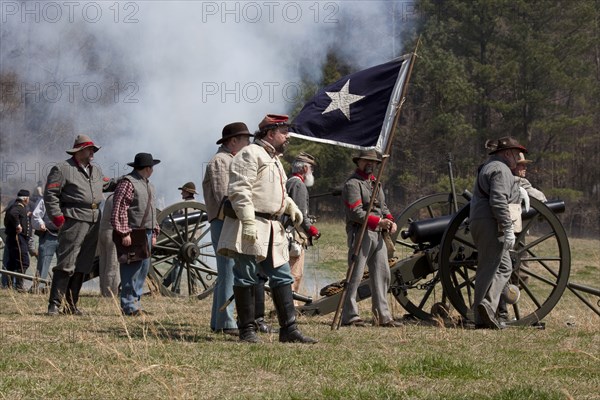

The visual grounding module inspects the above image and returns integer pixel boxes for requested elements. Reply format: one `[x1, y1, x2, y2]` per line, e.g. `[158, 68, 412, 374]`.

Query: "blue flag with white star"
[291, 54, 413, 151]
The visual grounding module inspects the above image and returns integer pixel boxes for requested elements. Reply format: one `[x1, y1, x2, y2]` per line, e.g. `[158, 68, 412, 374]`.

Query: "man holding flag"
[291, 54, 416, 328]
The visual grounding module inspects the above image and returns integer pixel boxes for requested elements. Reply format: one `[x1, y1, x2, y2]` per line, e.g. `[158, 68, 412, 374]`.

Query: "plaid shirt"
[110, 179, 159, 238]
[111, 179, 134, 235]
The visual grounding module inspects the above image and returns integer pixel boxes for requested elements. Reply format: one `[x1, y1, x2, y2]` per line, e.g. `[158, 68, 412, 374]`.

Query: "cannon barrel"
[402, 199, 566, 245]
[163, 211, 207, 226]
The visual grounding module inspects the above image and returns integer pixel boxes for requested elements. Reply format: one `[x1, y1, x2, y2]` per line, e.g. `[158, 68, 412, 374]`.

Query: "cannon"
[148, 201, 217, 298]
[299, 194, 600, 325]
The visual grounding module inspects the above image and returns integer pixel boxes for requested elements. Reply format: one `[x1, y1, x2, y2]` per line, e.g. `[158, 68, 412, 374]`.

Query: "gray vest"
[122, 171, 156, 230]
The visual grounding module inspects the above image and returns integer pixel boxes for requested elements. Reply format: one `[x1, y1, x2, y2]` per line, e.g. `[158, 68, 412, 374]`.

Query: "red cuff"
[53, 215, 65, 228]
[386, 214, 394, 221]
[307, 226, 319, 237]
[367, 215, 380, 230]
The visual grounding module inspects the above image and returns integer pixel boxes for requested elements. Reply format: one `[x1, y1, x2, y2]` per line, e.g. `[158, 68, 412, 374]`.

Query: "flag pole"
[331, 46, 419, 330]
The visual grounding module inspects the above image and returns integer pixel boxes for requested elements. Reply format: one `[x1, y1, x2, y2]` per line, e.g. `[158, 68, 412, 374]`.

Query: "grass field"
[0, 224, 598, 399]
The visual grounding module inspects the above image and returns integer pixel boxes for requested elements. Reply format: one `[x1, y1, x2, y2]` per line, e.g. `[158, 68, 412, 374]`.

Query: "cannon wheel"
[148, 201, 217, 298]
[391, 193, 467, 320]
[439, 198, 571, 326]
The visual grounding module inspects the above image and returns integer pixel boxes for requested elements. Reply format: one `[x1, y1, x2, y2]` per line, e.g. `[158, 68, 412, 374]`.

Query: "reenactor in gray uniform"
[285, 152, 320, 299]
[44, 134, 114, 315]
[341, 149, 401, 327]
[470, 136, 527, 329]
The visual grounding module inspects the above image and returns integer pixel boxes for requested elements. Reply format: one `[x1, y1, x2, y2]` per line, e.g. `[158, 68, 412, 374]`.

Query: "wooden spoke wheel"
[439, 198, 571, 326]
[390, 193, 467, 320]
[149, 201, 217, 298]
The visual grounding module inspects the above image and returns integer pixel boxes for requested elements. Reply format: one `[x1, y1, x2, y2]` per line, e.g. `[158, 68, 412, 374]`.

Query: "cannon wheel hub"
[180, 242, 200, 263]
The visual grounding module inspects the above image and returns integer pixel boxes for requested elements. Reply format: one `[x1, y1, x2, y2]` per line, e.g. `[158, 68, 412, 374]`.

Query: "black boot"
[272, 284, 317, 344]
[233, 285, 259, 343]
[47, 270, 70, 316]
[254, 280, 275, 333]
[64, 272, 85, 315]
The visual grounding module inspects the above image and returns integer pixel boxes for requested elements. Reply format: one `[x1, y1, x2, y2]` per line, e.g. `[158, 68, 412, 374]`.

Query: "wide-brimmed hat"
[258, 114, 290, 131]
[17, 189, 30, 197]
[66, 134, 100, 155]
[516, 152, 533, 164]
[127, 153, 161, 168]
[488, 136, 528, 155]
[352, 149, 381, 164]
[294, 152, 317, 166]
[178, 182, 197, 194]
[217, 122, 253, 145]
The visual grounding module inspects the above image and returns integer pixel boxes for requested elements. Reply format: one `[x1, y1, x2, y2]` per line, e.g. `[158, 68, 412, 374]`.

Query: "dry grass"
[0, 235, 598, 399]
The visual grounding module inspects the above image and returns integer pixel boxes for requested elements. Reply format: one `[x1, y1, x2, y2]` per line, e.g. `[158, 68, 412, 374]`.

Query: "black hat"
[488, 136, 528, 155]
[352, 149, 382, 164]
[127, 153, 161, 168]
[17, 189, 30, 197]
[217, 122, 253, 145]
[178, 182, 197, 194]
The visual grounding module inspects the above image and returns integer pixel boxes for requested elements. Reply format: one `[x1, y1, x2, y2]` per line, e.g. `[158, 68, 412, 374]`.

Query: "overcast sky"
[0, 1, 414, 205]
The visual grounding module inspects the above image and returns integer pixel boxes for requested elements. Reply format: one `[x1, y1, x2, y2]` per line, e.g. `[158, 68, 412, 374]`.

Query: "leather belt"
[62, 202, 100, 209]
[222, 198, 280, 221]
[255, 212, 280, 221]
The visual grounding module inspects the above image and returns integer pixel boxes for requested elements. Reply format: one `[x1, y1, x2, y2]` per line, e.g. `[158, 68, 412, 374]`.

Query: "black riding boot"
[255, 280, 274, 333]
[64, 272, 85, 315]
[272, 284, 317, 344]
[47, 270, 70, 315]
[233, 285, 259, 343]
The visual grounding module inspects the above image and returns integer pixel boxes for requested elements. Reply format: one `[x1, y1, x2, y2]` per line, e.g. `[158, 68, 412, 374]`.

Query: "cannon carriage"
[299, 194, 599, 325]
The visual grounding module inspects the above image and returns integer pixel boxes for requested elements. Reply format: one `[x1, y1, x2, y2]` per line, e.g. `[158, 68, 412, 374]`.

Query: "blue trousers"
[210, 219, 237, 331]
[119, 230, 152, 314]
[232, 244, 293, 289]
[36, 231, 59, 288]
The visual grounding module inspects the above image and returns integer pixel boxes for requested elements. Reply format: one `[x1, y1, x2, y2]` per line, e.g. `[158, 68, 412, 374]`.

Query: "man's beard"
[304, 173, 315, 187]
[275, 140, 289, 154]
[364, 165, 374, 175]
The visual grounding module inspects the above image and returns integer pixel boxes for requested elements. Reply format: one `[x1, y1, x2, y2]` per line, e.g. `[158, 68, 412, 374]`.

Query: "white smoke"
[0, 1, 412, 205]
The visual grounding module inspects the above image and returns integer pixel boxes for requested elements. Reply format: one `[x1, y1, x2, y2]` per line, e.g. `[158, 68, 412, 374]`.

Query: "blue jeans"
[36, 232, 59, 288]
[119, 230, 152, 314]
[210, 219, 237, 331]
[232, 247, 294, 289]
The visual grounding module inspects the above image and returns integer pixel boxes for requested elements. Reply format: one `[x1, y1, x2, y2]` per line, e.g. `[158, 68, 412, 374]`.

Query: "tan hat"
[294, 152, 316, 166]
[516, 152, 532, 164]
[352, 149, 381, 164]
[66, 134, 100, 155]
[258, 114, 289, 131]
[178, 182, 197, 194]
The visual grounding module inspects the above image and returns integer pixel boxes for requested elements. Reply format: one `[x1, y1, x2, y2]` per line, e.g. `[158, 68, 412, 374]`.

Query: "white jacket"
[217, 140, 290, 267]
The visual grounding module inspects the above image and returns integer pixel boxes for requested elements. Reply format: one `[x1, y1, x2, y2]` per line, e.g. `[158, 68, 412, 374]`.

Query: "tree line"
[285, 0, 599, 237]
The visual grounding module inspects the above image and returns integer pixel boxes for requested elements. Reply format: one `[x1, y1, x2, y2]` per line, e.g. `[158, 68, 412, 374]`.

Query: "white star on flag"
[322, 79, 365, 120]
